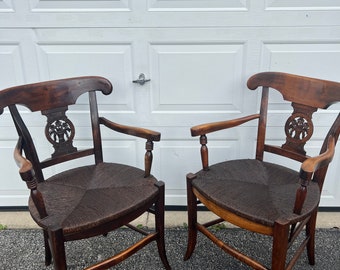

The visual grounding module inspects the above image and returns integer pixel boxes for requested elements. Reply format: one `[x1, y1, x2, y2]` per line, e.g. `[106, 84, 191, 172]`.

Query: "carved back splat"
[42, 107, 77, 158]
[282, 103, 317, 155]
[2, 76, 112, 182]
[248, 72, 340, 162]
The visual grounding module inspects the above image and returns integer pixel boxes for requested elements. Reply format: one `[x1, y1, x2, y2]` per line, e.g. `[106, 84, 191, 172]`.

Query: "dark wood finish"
[1, 76, 170, 269]
[184, 72, 340, 269]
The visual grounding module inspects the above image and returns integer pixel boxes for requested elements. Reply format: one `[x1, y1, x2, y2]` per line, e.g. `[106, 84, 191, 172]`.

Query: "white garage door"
[0, 0, 340, 207]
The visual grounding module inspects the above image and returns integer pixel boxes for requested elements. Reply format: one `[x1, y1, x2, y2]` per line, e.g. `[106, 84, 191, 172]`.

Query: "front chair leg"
[154, 181, 171, 270]
[184, 173, 198, 261]
[48, 228, 67, 270]
[272, 221, 289, 270]
[306, 210, 317, 265]
[43, 230, 52, 266]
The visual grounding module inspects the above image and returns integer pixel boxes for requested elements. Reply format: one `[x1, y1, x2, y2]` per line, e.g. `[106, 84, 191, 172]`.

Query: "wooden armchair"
[184, 72, 340, 269]
[0, 76, 171, 269]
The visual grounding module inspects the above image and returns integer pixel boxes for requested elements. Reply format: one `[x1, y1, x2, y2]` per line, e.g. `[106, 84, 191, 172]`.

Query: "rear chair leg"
[184, 173, 198, 261]
[154, 181, 171, 270]
[43, 230, 52, 266]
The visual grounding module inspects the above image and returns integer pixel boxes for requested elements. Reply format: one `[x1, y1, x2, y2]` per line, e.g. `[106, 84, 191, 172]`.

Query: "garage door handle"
[132, 73, 150, 85]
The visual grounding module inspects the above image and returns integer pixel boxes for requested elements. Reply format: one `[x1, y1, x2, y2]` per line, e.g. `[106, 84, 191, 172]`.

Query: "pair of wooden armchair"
[0, 72, 339, 269]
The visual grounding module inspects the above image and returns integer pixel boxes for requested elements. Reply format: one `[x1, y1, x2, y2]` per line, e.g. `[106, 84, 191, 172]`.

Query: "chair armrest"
[99, 117, 160, 177]
[191, 114, 260, 171]
[191, 114, 260, 136]
[99, 117, 161, 141]
[300, 135, 335, 176]
[14, 137, 48, 218]
[294, 135, 336, 215]
[14, 137, 33, 176]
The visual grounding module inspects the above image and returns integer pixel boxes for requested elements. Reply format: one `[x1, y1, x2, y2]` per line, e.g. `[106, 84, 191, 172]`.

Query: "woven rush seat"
[192, 159, 320, 227]
[29, 163, 159, 237]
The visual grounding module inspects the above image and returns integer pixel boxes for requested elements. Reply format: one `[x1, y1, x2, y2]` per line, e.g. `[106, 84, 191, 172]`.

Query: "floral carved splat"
[42, 107, 77, 158]
[282, 103, 317, 155]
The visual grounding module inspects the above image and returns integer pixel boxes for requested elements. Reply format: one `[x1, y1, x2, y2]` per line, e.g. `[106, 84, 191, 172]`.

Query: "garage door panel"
[150, 43, 245, 113]
[147, 0, 248, 11]
[29, 0, 130, 11]
[262, 43, 340, 82]
[265, 0, 340, 10]
[36, 43, 134, 110]
[0, 44, 24, 88]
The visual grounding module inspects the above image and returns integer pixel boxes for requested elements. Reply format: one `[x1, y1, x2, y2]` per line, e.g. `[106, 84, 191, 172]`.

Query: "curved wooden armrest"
[294, 136, 336, 215]
[300, 135, 335, 175]
[99, 117, 161, 141]
[99, 117, 160, 177]
[14, 137, 48, 218]
[14, 137, 33, 175]
[191, 114, 260, 137]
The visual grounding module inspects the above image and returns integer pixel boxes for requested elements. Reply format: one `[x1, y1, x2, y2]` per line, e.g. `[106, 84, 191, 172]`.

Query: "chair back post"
[89, 91, 103, 164]
[314, 113, 340, 191]
[255, 86, 269, 161]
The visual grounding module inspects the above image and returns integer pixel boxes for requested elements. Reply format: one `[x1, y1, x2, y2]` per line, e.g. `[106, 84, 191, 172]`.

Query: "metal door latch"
[132, 73, 150, 85]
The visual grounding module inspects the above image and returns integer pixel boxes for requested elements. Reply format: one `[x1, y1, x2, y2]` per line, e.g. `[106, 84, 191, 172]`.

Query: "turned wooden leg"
[184, 173, 198, 261]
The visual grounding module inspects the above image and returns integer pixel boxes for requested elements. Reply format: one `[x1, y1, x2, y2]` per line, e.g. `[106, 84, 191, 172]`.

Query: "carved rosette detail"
[46, 119, 74, 144]
[282, 103, 317, 155]
[43, 107, 77, 158]
[285, 114, 313, 143]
